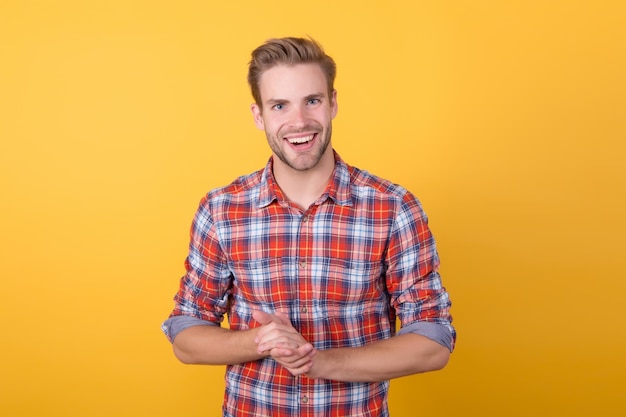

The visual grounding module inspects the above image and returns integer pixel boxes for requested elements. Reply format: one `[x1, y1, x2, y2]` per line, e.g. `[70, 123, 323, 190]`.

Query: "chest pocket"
[230, 258, 294, 307]
[321, 259, 385, 305]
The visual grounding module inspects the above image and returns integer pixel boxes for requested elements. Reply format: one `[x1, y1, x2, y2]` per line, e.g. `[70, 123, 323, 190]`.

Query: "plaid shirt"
[166, 152, 454, 416]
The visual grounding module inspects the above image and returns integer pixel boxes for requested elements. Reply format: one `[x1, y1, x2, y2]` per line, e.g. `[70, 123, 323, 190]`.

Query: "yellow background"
[1, 1, 624, 416]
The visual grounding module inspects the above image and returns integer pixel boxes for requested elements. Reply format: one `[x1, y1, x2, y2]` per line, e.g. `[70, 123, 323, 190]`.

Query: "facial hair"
[267, 122, 332, 172]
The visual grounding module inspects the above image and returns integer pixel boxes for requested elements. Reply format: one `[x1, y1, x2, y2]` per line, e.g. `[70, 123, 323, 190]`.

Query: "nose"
[289, 104, 308, 127]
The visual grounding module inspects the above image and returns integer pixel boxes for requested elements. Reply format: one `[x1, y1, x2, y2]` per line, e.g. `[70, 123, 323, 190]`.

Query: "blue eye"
[307, 98, 320, 105]
[273, 103, 284, 110]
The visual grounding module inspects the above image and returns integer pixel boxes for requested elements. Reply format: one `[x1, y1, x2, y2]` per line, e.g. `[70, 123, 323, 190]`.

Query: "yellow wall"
[1, 1, 624, 416]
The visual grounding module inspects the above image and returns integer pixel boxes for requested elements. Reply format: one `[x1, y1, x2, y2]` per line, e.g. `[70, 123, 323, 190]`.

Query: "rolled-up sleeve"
[162, 196, 233, 342]
[161, 315, 217, 343]
[386, 192, 456, 350]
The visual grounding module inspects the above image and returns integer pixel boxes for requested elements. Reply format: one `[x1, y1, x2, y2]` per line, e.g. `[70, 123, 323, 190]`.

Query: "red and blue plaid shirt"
[165, 152, 454, 416]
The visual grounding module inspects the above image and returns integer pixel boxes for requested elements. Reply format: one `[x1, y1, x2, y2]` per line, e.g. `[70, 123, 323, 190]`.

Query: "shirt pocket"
[322, 259, 385, 306]
[230, 258, 294, 307]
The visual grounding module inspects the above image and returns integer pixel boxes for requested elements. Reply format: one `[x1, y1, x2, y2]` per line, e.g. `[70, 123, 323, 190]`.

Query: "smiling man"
[162, 37, 455, 417]
[251, 62, 337, 209]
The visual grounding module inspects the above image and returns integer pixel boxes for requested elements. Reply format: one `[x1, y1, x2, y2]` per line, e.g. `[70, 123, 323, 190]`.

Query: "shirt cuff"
[161, 315, 217, 343]
[397, 321, 454, 352]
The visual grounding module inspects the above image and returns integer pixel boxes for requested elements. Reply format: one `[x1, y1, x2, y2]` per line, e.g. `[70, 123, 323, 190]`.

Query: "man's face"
[251, 63, 338, 173]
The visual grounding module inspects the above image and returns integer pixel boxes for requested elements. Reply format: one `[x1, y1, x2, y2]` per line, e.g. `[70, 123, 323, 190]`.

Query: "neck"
[272, 150, 335, 210]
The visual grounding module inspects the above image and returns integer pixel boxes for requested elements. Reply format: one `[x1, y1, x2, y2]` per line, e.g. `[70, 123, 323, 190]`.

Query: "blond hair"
[247, 37, 336, 108]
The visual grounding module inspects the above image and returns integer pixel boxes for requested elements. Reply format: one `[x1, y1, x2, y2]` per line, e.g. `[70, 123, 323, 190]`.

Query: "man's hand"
[252, 310, 316, 376]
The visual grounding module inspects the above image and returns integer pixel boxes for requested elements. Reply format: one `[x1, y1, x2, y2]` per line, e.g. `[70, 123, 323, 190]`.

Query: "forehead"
[258, 63, 328, 101]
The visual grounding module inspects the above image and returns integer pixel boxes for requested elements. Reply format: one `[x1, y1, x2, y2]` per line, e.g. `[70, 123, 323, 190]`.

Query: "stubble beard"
[268, 123, 332, 172]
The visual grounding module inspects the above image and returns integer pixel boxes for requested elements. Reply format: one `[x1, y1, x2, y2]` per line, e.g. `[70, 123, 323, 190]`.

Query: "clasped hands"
[253, 310, 317, 377]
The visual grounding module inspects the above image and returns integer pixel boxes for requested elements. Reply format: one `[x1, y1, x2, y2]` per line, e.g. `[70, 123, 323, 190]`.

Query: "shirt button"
[302, 215, 309, 222]
[299, 262, 306, 269]
[301, 395, 309, 404]
[301, 306, 308, 313]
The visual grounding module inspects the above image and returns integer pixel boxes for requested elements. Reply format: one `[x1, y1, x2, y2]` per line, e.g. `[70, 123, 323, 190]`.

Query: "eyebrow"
[305, 93, 326, 101]
[265, 98, 287, 106]
[264, 92, 326, 106]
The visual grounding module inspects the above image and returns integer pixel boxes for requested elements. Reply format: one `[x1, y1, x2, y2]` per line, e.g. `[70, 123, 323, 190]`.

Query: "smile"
[286, 134, 315, 145]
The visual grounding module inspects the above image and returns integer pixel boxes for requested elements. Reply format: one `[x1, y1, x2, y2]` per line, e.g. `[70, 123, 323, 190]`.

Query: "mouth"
[285, 134, 316, 146]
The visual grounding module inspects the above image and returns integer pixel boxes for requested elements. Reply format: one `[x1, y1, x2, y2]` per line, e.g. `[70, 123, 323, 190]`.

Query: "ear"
[250, 103, 265, 130]
[330, 89, 338, 120]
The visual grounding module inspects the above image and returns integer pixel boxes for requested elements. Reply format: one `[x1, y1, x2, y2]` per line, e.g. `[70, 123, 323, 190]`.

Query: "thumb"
[274, 310, 292, 325]
[252, 310, 273, 325]
[252, 310, 291, 326]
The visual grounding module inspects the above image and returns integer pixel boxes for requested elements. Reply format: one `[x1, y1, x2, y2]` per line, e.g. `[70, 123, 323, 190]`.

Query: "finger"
[274, 310, 292, 325]
[287, 361, 314, 376]
[257, 323, 300, 339]
[257, 340, 300, 354]
[255, 321, 300, 345]
[253, 310, 288, 344]
[253, 310, 292, 330]
[257, 332, 303, 352]
[252, 310, 274, 325]
[271, 349, 314, 370]
[283, 353, 315, 376]
[270, 343, 315, 362]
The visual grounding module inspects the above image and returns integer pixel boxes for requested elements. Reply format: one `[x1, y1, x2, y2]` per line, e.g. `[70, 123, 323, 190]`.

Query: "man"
[162, 36, 455, 416]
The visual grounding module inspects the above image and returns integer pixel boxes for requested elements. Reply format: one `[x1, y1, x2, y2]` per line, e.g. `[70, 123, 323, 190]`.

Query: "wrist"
[247, 327, 269, 360]
[307, 348, 338, 380]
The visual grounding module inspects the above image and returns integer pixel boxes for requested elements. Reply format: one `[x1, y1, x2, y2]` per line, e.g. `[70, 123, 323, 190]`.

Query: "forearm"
[172, 325, 264, 365]
[309, 333, 450, 382]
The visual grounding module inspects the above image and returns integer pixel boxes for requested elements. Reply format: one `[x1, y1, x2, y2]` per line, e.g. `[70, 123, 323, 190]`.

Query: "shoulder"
[346, 163, 410, 200]
[198, 168, 265, 212]
[343, 162, 427, 220]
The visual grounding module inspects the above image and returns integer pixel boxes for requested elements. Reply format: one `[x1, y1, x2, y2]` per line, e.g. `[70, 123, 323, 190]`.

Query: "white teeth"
[287, 135, 314, 144]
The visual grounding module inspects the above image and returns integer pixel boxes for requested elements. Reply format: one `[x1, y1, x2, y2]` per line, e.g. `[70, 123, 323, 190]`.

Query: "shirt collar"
[257, 150, 353, 208]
